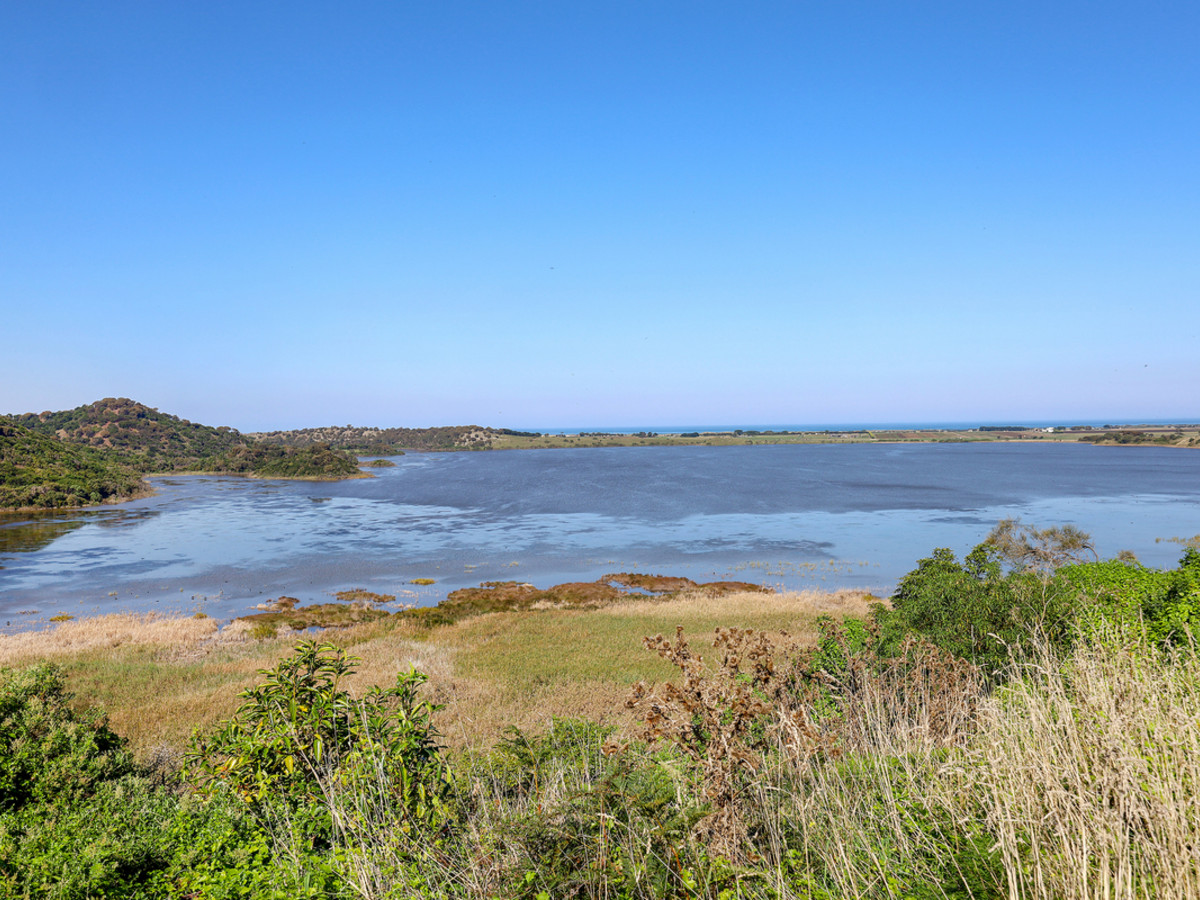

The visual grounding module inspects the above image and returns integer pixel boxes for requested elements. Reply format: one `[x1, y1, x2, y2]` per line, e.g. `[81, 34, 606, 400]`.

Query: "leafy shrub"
[1, 776, 178, 900]
[186, 641, 448, 822]
[0, 665, 179, 899]
[1058, 548, 1200, 646]
[0, 664, 134, 812]
[876, 544, 1078, 674]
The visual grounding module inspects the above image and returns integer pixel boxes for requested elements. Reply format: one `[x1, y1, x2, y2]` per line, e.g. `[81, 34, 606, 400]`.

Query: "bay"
[2, 442, 1198, 628]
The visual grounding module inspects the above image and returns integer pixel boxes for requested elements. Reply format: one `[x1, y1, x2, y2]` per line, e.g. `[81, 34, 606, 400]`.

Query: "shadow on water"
[92, 509, 162, 529]
[0, 508, 163, 565]
[0, 514, 87, 557]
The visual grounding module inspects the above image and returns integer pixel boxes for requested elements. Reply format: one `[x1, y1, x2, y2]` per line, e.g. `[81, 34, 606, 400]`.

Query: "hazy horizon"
[6, 395, 1197, 436]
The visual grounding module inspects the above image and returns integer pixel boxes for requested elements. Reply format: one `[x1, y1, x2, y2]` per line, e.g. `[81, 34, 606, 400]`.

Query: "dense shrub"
[1059, 548, 1200, 645]
[0, 665, 174, 899]
[875, 545, 1077, 673]
[0, 664, 134, 812]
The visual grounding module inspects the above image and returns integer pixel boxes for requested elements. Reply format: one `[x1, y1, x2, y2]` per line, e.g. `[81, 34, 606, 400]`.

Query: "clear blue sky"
[3, 2, 1197, 430]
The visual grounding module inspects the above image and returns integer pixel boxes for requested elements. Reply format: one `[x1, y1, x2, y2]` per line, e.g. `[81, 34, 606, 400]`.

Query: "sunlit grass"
[0, 588, 875, 757]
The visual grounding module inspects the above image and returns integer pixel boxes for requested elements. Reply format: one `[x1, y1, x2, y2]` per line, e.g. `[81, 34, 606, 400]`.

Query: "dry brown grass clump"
[0, 612, 222, 666]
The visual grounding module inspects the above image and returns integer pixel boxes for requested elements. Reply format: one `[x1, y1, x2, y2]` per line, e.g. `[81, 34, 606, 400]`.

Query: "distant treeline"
[249, 424, 500, 453]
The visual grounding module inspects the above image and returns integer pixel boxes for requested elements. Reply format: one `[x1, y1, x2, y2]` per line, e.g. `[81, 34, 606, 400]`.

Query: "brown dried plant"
[811, 618, 984, 755]
[628, 626, 831, 861]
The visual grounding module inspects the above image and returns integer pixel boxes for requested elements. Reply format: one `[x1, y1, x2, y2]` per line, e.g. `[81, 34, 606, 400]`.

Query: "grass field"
[0, 588, 878, 757]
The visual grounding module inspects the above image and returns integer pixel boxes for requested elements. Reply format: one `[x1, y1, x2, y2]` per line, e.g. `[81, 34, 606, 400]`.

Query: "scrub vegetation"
[0, 422, 147, 510]
[3, 525, 1200, 899]
[0, 399, 363, 510]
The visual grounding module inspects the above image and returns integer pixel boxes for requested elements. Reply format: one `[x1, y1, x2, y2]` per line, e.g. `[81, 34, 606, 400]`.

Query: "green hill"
[0, 422, 146, 510]
[248, 424, 495, 452]
[205, 443, 361, 479]
[12, 398, 245, 473]
[3, 399, 367, 508]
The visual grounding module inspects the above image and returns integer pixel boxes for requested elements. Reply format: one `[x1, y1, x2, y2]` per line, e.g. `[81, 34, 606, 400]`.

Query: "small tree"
[985, 518, 1097, 574]
[185, 640, 449, 830]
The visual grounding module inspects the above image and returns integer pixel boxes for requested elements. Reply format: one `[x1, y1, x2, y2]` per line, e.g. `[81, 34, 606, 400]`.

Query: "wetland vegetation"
[3, 524, 1199, 899]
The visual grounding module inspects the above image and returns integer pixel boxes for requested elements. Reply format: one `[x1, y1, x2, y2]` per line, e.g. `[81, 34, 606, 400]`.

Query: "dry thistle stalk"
[628, 626, 832, 861]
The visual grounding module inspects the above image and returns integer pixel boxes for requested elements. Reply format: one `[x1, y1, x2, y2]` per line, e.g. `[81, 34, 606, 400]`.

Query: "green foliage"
[205, 443, 360, 478]
[0, 665, 175, 898]
[1058, 549, 1200, 646]
[186, 641, 449, 826]
[881, 528, 1200, 675]
[480, 720, 706, 900]
[877, 544, 1077, 673]
[0, 664, 134, 812]
[162, 792, 347, 900]
[0, 422, 145, 510]
[0, 776, 178, 900]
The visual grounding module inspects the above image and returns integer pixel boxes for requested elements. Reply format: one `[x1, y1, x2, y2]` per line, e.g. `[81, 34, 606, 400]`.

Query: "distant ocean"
[524, 419, 1199, 435]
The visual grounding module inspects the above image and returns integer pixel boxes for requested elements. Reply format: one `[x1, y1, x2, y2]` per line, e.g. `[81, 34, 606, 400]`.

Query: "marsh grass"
[430, 589, 879, 747]
[0, 589, 869, 759]
[5, 585, 1199, 899]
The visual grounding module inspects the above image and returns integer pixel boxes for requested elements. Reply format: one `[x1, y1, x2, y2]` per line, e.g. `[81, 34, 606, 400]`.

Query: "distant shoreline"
[483, 424, 1200, 451]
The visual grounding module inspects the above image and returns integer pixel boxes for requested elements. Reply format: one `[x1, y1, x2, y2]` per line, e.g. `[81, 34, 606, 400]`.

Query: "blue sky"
[3, 2, 1197, 431]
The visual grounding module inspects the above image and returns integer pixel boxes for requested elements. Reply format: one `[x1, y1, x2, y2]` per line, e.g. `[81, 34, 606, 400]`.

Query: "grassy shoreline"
[0, 587, 877, 756]
[486, 424, 1200, 450]
[4, 539, 1200, 899]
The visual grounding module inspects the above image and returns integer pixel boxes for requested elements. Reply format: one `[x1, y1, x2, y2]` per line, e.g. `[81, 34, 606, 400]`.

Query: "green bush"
[0, 664, 134, 812]
[186, 640, 449, 825]
[876, 545, 1077, 674]
[0, 665, 177, 899]
[1058, 548, 1200, 646]
[0, 776, 178, 900]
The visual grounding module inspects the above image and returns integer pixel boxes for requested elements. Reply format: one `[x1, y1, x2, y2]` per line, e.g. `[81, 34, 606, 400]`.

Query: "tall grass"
[311, 627, 1200, 899]
[974, 631, 1200, 900]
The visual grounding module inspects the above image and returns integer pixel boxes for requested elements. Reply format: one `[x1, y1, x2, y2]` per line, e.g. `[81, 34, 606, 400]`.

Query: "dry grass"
[974, 634, 1200, 900]
[0, 588, 874, 756]
[596, 586, 878, 627]
[0, 612, 223, 666]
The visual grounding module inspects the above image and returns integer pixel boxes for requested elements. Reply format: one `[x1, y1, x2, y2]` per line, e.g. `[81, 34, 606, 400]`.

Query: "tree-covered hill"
[247, 424, 502, 452]
[204, 443, 361, 479]
[0, 422, 146, 510]
[2, 400, 368, 508]
[11, 398, 245, 472]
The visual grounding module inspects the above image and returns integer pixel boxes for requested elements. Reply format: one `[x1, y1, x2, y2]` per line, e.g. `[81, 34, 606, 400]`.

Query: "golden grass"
[0, 588, 875, 756]
[0, 612, 222, 666]
[973, 635, 1200, 900]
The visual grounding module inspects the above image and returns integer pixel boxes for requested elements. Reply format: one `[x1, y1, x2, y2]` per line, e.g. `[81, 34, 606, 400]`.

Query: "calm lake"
[2, 442, 1198, 629]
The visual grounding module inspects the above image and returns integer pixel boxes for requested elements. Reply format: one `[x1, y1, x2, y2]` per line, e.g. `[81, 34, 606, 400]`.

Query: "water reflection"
[0, 514, 86, 555]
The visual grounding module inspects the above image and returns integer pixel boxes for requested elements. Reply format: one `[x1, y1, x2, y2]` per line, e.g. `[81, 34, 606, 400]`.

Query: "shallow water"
[2, 443, 1198, 628]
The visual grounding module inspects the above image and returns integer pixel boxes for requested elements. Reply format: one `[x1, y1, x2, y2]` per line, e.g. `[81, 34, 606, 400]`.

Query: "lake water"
[2, 443, 1198, 629]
